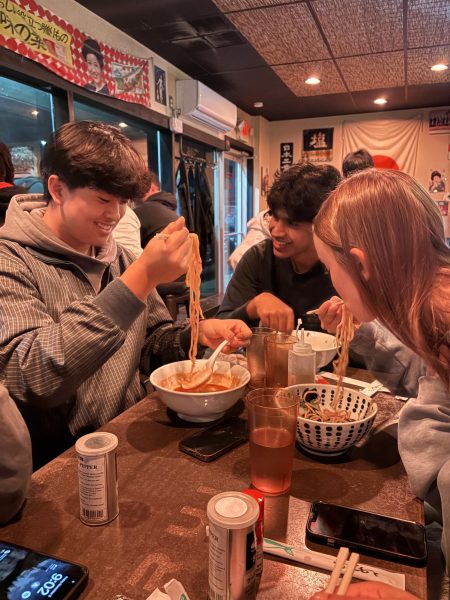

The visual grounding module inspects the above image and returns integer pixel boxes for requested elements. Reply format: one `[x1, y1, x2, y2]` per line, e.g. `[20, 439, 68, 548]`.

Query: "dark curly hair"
[81, 38, 104, 70]
[0, 141, 14, 184]
[267, 162, 341, 223]
[40, 121, 152, 200]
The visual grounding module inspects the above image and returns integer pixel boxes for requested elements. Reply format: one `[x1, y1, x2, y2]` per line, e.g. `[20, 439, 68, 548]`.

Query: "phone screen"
[0, 541, 88, 600]
[307, 502, 427, 564]
[179, 416, 248, 461]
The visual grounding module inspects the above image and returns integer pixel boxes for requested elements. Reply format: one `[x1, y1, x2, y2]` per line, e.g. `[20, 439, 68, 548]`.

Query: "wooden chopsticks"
[325, 547, 360, 595]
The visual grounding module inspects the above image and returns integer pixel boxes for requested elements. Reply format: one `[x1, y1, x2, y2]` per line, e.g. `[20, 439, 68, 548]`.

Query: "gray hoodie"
[0, 383, 32, 524]
[0, 195, 189, 463]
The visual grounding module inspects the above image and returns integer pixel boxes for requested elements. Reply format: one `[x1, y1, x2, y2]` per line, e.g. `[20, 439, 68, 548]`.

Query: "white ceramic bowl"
[286, 383, 378, 456]
[291, 330, 338, 370]
[149, 360, 250, 422]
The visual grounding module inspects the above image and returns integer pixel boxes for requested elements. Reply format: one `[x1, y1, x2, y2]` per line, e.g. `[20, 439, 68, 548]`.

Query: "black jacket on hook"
[175, 158, 195, 232]
[194, 163, 215, 264]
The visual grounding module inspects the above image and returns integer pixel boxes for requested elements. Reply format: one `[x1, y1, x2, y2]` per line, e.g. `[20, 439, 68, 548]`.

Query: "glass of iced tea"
[246, 327, 275, 388]
[247, 388, 298, 496]
[264, 333, 297, 387]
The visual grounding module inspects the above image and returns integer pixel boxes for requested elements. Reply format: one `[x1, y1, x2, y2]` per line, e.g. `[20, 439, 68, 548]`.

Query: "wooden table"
[0, 389, 425, 599]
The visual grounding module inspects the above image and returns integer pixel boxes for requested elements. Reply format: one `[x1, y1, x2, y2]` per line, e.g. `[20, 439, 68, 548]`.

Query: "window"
[0, 75, 55, 190]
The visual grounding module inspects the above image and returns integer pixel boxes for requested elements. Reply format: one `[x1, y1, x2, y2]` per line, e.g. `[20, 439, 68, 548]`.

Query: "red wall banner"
[0, 0, 151, 108]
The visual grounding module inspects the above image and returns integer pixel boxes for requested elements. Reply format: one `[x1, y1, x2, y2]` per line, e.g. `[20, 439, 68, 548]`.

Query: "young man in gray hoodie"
[0, 121, 251, 468]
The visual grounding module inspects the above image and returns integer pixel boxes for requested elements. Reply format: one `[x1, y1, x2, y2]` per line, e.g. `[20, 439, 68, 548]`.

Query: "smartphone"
[306, 501, 427, 566]
[179, 416, 248, 462]
[0, 540, 88, 600]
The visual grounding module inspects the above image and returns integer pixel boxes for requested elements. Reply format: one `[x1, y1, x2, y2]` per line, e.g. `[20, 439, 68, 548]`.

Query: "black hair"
[149, 169, 161, 190]
[0, 142, 14, 184]
[431, 171, 442, 179]
[267, 162, 341, 223]
[40, 121, 152, 200]
[81, 38, 104, 70]
[342, 148, 374, 178]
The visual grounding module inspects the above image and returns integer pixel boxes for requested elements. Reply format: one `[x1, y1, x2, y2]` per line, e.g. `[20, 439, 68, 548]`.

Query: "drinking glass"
[247, 388, 298, 496]
[264, 333, 296, 387]
[246, 327, 275, 388]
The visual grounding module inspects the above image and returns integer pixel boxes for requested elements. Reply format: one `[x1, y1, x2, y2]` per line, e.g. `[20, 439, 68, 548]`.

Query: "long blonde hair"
[314, 168, 450, 387]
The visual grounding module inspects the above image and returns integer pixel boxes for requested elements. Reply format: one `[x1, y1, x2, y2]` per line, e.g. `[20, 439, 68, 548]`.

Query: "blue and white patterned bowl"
[286, 383, 378, 456]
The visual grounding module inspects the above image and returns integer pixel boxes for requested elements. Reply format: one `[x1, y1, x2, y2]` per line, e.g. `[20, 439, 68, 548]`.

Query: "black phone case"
[178, 417, 248, 462]
[305, 501, 427, 567]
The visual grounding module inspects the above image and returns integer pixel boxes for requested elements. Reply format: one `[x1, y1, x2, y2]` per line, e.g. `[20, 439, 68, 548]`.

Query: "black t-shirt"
[217, 239, 336, 331]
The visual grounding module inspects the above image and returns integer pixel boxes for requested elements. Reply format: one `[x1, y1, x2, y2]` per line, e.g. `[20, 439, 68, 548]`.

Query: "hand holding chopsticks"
[325, 547, 360, 595]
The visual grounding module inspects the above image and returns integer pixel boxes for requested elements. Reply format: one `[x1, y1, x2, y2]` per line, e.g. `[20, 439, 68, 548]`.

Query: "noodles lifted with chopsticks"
[301, 303, 355, 423]
[185, 233, 204, 369]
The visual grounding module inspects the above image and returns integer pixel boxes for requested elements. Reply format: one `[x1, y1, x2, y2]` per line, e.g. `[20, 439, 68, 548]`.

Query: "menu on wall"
[0, 0, 151, 107]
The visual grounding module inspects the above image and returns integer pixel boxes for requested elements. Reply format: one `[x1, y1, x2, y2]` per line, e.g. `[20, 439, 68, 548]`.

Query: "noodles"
[331, 303, 355, 410]
[300, 303, 356, 423]
[185, 233, 204, 369]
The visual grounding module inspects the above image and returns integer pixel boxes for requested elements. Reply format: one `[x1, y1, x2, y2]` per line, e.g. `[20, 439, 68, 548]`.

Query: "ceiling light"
[253, 101, 263, 108]
[431, 63, 448, 72]
[305, 76, 321, 85]
[40, 140, 47, 146]
[31, 110, 39, 116]
[374, 98, 387, 105]
[118, 122, 128, 128]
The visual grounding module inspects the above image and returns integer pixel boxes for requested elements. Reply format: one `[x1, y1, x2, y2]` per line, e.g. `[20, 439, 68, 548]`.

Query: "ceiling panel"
[226, 3, 330, 64]
[77, 0, 450, 121]
[337, 51, 405, 92]
[408, 0, 450, 48]
[274, 60, 346, 96]
[408, 46, 450, 84]
[312, 0, 403, 57]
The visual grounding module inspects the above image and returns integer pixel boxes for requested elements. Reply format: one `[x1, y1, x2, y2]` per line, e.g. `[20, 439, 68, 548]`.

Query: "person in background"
[342, 148, 374, 178]
[0, 142, 27, 225]
[81, 38, 109, 95]
[217, 162, 340, 333]
[0, 384, 32, 525]
[313, 169, 450, 570]
[134, 170, 178, 246]
[228, 209, 271, 270]
[0, 121, 251, 468]
[11, 146, 44, 194]
[112, 204, 143, 258]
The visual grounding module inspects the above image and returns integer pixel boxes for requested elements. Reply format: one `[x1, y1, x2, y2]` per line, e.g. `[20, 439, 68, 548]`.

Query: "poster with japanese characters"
[0, 0, 151, 107]
[302, 128, 333, 162]
[280, 143, 294, 172]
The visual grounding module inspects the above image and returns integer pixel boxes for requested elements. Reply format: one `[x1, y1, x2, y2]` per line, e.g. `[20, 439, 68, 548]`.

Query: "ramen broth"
[162, 372, 239, 393]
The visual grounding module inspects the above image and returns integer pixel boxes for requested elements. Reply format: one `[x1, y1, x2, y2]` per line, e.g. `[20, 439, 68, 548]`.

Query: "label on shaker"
[78, 454, 107, 521]
[208, 521, 229, 598]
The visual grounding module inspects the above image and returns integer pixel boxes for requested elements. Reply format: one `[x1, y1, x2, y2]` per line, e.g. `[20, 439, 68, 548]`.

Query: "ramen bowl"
[286, 384, 377, 456]
[290, 330, 338, 370]
[149, 360, 250, 422]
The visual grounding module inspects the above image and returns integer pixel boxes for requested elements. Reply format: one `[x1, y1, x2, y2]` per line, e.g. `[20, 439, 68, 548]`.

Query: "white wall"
[268, 106, 450, 192]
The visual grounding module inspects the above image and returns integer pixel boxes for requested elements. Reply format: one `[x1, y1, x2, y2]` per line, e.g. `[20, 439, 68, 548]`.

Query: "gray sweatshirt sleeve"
[350, 321, 425, 396]
[398, 376, 450, 564]
[0, 384, 32, 524]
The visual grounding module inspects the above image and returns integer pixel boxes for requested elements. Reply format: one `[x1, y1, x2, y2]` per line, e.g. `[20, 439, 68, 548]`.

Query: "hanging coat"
[195, 163, 215, 264]
[176, 158, 195, 232]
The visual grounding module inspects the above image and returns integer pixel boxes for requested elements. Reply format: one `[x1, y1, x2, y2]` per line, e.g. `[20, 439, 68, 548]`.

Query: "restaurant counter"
[0, 388, 425, 599]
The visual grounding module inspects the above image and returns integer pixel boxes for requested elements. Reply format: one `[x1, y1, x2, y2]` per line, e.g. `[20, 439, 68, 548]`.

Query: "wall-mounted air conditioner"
[176, 79, 237, 133]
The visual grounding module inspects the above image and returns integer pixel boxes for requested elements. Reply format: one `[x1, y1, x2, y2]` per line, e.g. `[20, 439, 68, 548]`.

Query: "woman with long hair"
[310, 168, 450, 598]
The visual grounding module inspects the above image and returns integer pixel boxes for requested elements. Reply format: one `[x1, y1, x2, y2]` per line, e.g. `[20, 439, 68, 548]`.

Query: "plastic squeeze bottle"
[288, 327, 316, 385]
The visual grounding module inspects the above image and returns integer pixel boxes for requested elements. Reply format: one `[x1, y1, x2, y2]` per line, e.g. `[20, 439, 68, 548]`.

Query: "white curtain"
[342, 115, 422, 176]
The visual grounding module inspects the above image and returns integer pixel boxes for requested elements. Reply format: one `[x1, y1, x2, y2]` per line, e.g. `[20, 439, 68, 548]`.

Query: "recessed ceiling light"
[118, 122, 128, 128]
[431, 63, 448, 72]
[31, 110, 39, 116]
[305, 76, 321, 85]
[374, 98, 387, 105]
[253, 101, 264, 108]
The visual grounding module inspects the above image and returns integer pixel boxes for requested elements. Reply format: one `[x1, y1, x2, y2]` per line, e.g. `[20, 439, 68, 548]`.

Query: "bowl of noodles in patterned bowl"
[149, 360, 250, 422]
[285, 383, 378, 456]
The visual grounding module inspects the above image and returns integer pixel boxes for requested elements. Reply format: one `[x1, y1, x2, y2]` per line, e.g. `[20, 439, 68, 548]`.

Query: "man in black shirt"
[217, 163, 340, 332]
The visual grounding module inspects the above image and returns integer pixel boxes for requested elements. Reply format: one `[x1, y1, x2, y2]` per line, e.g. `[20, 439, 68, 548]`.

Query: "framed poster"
[280, 143, 294, 172]
[429, 109, 450, 134]
[302, 128, 333, 162]
[154, 65, 167, 105]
